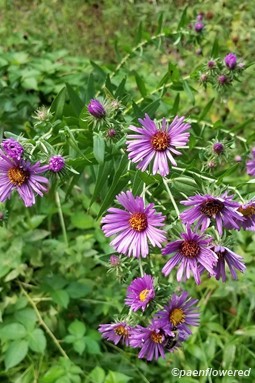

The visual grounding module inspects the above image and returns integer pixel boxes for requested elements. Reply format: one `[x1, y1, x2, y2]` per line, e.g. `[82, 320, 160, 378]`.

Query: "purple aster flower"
[246, 149, 255, 176]
[126, 114, 190, 176]
[98, 322, 130, 346]
[49, 155, 65, 173]
[1, 138, 24, 160]
[125, 274, 155, 312]
[213, 142, 224, 155]
[180, 193, 243, 236]
[194, 22, 204, 32]
[87, 99, 106, 118]
[224, 53, 237, 70]
[237, 202, 255, 230]
[129, 321, 170, 361]
[0, 153, 48, 207]
[162, 226, 217, 284]
[154, 291, 199, 335]
[102, 191, 166, 258]
[212, 245, 246, 282]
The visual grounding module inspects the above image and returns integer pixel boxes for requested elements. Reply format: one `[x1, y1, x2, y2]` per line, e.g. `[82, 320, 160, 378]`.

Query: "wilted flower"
[224, 53, 237, 70]
[180, 193, 243, 235]
[99, 322, 131, 346]
[126, 114, 190, 176]
[87, 99, 106, 119]
[218, 75, 228, 85]
[154, 291, 199, 335]
[207, 60, 216, 69]
[238, 201, 255, 230]
[1, 138, 24, 160]
[0, 153, 48, 207]
[125, 274, 155, 312]
[200, 73, 208, 83]
[33, 106, 52, 121]
[211, 245, 246, 282]
[48, 155, 65, 173]
[102, 191, 166, 258]
[162, 226, 217, 284]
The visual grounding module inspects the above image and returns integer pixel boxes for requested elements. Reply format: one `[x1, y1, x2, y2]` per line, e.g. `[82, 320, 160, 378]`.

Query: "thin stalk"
[163, 178, 180, 217]
[55, 190, 68, 247]
[19, 282, 69, 359]
[139, 257, 144, 277]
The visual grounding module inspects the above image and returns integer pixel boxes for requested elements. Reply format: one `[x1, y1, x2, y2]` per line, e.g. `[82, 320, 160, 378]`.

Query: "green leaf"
[199, 98, 214, 121]
[66, 83, 84, 116]
[14, 308, 37, 331]
[28, 328, 47, 353]
[90, 161, 112, 207]
[88, 366, 105, 383]
[93, 134, 105, 164]
[71, 212, 95, 229]
[183, 80, 195, 105]
[90, 60, 107, 80]
[0, 323, 27, 341]
[172, 93, 180, 115]
[84, 337, 101, 354]
[68, 320, 86, 337]
[51, 289, 70, 308]
[177, 5, 188, 30]
[142, 98, 161, 116]
[73, 338, 86, 355]
[134, 71, 147, 97]
[50, 86, 66, 119]
[86, 73, 95, 102]
[4, 340, 28, 370]
[211, 36, 219, 58]
[105, 371, 131, 383]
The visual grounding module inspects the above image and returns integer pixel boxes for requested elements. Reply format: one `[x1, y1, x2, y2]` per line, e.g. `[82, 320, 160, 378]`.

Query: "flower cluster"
[0, 138, 66, 207]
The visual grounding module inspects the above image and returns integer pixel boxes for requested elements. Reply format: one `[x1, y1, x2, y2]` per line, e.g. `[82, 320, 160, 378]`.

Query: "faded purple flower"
[125, 274, 155, 312]
[200, 73, 208, 83]
[224, 53, 237, 69]
[102, 191, 166, 258]
[212, 245, 246, 282]
[207, 60, 216, 69]
[246, 148, 255, 176]
[0, 153, 48, 207]
[180, 193, 243, 236]
[107, 128, 117, 138]
[196, 13, 204, 21]
[213, 142, 224, 155]
[88, 99, 106, 118]
[162, 226, 217, 284]
[154, 291, 199, 335]
[1, 138, 24, 160]
[109, 255, 120, 266]
[126, 114, 190, 176]
[129, 321, 170, 361]
[218, 75, 228, 85]
[99, 322, 130, 346]
[194, 22, 204, 32]
[237, 202, 255, 231]
[49, 155, 65, 173]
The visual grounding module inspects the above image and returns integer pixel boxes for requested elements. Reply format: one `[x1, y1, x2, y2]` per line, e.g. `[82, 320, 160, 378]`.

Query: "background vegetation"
[0, 1, 254, 382]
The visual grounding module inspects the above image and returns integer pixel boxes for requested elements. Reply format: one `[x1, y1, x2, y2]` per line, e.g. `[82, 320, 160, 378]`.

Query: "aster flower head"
[224, 53, 237, 70]
[213, 142, 224, 155]
[212, 245, 246, 282]
[218, 74, 228, 85]
[196, 13, 204, 21]
[125, 274, 155, 312]
[126, 114, 191, 176]
[180, 193, 243, 236]
[98, 322, 130, 346]
[162, 226, 217, 284]
[207, 60, 216, 69]
[109, 255, 120, 266]
[194, 22, 204, 32]
[235, 155, 242, 162]
[87, 99, 106, 119]
[237, 201, 255, 231]
[0, 153, 48, 207]
[1, 138, 24, 160]
[48, 155, 65, 173]
[102, 191, 166, 258]
[154, 291, 199, 335]
[129, 321, 170, 361]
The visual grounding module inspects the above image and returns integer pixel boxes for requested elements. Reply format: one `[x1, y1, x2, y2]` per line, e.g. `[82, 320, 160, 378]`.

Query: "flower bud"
[88, 99, 106, 119]
[194, 22, 204, 32]
[49, 155, 65, 173]
[224, 53, 237, 70]
[213, 142, 224, 155]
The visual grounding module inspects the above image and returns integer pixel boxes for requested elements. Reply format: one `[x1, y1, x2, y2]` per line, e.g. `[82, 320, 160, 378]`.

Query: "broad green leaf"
[73, 338, 86, 355]
[51, 289, 69, 308]
[66, 83, 84, 116]
[199, 98, 214, 121]
[4, 340, 28, 370]
[28, 328, 46, 353]
[88, 366, 105, 383]
[105, 371, 131, 383]
[14, 308, 37, 331]
[0, 323, 26, 341]
[134, 71, 147, 97]
[71, 212, 95, 229]
[142, 98, 160, 116]
[68, 320, 86, 337]
[84, 337, 101, 354]
[50, 86, 66, 119]
[93, 134, 105, 164]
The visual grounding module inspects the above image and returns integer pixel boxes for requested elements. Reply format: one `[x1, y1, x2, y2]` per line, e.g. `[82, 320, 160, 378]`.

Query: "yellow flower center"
[150, 331, 163, 344]
[129, 212, 148, 232]
[238, 205, 255, 217]
[139, 289, 150, 302]
[151, 131, 170, 151]
[114, 325, 128, 336]
[169, 308, 186, 326]
[180, 240, 200, 258]
[8, 167, 29, 186]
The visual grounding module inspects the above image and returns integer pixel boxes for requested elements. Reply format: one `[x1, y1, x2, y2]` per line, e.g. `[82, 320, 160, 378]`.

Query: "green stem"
[55, 190, 68, 247]
[19, 282, 69, 359]
[139, 257, 144, 277]
[163, 178, 180, 216]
